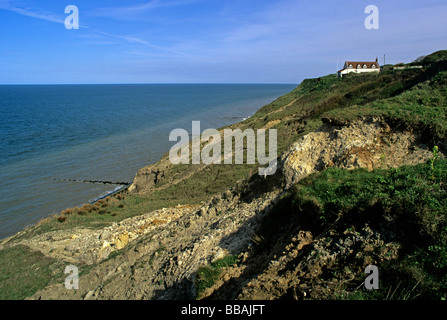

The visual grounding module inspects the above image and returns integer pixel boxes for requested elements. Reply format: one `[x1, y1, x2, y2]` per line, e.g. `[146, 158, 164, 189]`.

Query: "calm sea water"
[0, 84, 296, 239]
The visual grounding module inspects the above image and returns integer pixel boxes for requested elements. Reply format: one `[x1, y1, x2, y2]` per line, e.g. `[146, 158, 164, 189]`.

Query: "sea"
[0, 84, 296, 239]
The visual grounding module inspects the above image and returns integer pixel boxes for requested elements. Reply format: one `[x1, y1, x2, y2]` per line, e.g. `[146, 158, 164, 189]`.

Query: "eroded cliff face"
[127, 156, 172, 194]
[129, 116, 437, 197]
[281, 116, 435, 188]
[8, 116, 441, 300]
[198, 117, 444, 300]
[24, 180, 280, 300]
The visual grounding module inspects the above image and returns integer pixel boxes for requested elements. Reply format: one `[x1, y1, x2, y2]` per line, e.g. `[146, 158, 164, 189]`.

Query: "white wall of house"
[338, 68, 380, 77]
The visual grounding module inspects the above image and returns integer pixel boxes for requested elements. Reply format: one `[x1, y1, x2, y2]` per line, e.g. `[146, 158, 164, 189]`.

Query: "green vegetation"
[325, 69, 447, 141]
[0, 245, 64, 300]
[293, 159, 446, 228]
[256, 154, 447, 300]
[195, 255, 239, 298]
[417, 50, 447, 66]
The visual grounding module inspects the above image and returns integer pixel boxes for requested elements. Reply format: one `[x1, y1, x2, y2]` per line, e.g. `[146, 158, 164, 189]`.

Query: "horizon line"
[0, 82, 299, 86]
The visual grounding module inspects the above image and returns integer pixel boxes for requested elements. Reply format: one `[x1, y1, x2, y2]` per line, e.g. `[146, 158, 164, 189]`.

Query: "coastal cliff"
[1, 50, 447, 300]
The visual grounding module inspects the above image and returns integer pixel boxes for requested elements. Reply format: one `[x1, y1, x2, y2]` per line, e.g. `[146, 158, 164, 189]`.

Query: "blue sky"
[1, 0, 446, 84]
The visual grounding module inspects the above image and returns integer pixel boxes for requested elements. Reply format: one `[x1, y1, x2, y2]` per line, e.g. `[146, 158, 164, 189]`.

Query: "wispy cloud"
[91, 0, 160, 18]
[0, 0, 64, 24]
[0, 0, 183, 54]
[88, 0, 203, 20]
[94, 30, 150, 46]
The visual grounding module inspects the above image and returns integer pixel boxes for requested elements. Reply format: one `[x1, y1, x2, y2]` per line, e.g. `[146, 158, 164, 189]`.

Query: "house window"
[348, 64, 353, 68]
[357, 64, 361, 68]
[371, 65, 376, 68]
[363, 64, 367, 68]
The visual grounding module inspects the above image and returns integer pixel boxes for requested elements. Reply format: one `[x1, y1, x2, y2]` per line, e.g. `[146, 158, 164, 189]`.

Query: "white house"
[338, 58, 380, 78]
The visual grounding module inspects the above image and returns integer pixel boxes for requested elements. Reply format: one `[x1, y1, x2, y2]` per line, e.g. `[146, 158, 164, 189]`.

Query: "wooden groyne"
[47, 178, 131, 186]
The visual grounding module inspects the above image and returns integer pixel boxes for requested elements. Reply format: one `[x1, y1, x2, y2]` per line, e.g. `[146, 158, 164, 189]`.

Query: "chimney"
[375, 57, 378, 62]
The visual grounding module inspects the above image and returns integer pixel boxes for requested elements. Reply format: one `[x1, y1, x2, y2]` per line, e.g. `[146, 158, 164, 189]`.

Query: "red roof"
[343, 60, 379, 69]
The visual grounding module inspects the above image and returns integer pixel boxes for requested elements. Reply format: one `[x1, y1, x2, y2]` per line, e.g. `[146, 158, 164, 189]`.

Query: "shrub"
[81, 204, 95, 213]
[60, 208, 74, 216]
[76, 209, 88, 216]
[195, 255, 239, 298]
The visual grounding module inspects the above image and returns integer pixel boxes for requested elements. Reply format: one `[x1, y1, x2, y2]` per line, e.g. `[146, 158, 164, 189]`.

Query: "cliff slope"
[1, 50, 446, 300]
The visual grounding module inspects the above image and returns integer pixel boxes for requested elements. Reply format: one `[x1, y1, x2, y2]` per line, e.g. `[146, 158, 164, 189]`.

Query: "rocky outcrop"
[25, 177, 282, 300]
[281, 116, 435, 188]
[8, 205, 199, 265]
[202, 224, 400, 300]
[128, 156, 172, 194]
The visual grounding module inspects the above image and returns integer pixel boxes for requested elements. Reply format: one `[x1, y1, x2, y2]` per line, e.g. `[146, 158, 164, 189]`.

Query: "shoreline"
[0, 90, 288, 241]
